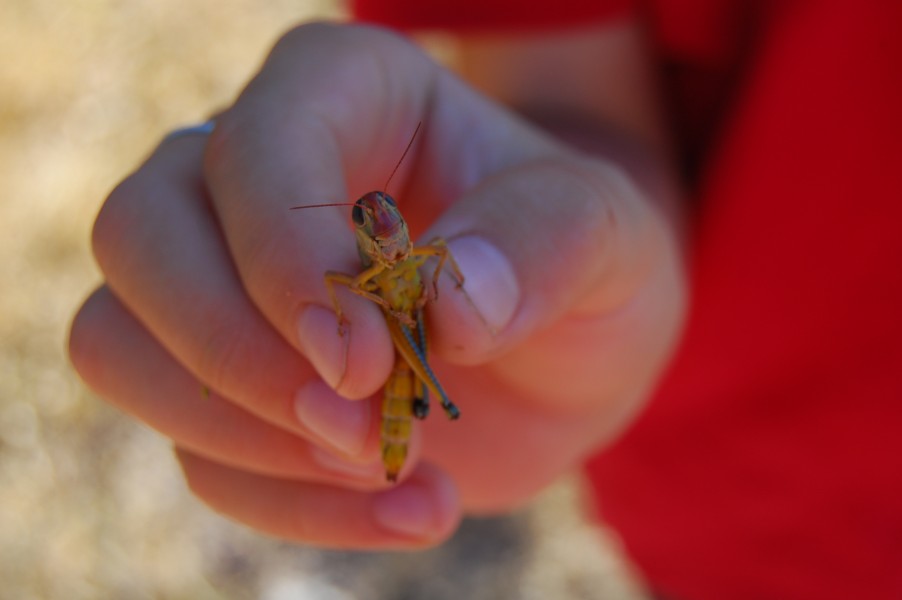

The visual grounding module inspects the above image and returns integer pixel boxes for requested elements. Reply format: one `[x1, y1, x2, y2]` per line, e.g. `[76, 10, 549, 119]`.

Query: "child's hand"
[69, 22, 686, 548]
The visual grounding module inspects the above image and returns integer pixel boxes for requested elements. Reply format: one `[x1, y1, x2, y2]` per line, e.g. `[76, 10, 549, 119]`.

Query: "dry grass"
[0, 2, 647, 598]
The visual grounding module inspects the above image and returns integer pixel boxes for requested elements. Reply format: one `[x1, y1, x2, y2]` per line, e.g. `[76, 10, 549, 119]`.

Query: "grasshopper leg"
[411, 238, 465, 303]
[325, 269, 417, 331]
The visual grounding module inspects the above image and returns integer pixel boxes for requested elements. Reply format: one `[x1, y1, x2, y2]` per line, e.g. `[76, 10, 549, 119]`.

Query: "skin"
[69, 20, 686, 549]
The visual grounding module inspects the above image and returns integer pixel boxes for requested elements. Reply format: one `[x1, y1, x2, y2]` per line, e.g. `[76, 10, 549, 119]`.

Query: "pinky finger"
[177, 450, 462, 549]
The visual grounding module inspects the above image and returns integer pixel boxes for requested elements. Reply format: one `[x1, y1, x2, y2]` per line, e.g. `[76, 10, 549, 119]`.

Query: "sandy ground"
[0, 2, 648, 598]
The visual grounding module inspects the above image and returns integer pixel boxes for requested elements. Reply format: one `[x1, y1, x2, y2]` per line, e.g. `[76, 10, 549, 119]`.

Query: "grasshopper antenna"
[383, 122, 422, 192]
[291, 122, 421, 211]
[289, 202, 358, 211]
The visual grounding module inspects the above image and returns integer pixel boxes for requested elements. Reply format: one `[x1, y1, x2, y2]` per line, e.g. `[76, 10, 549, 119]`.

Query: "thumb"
[424, 153, 671, 366]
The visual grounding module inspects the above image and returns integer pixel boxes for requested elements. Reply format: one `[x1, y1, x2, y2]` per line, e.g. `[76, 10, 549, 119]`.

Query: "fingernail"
[372, 483, 441, 538]
[294, 379, 369, 456]
[297, 305, 346, 389]
[448, 236, 519, 334]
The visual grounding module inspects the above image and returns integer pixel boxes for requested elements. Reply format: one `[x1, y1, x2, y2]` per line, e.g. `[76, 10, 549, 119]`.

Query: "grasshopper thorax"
[352, 191, 413, 268]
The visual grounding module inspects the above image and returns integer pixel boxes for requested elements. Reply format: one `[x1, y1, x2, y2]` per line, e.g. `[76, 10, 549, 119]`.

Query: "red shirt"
[354, 1, 902, 598]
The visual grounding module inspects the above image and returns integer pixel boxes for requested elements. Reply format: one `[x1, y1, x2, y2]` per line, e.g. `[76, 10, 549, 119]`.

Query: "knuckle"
[276, 20, 340, 49]
[175, 450, 216, 503]
[272, 20, 418, 83]
[91, 173, 143, 275]
[67, 303, 98, 384]
[67, 288, 112, 389]
[276, 21, 380, 55]
[202, 109, 239, 178]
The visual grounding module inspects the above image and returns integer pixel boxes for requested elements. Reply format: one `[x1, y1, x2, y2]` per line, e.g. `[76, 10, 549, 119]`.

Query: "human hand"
[69, 22, 686, 548]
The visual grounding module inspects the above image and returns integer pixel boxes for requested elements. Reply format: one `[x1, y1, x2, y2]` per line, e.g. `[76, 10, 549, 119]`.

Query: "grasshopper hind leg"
[393, 312, 461, 425]
[411, 381, 458, 420]
[442, 400, 460, 420]
[412, 371, 429, 419]
[412, 311, 430, 419]
[413, 390, 429, 419]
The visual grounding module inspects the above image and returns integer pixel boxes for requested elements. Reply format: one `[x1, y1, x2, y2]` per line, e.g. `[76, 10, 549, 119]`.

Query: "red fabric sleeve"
[351, 0, 634, 32]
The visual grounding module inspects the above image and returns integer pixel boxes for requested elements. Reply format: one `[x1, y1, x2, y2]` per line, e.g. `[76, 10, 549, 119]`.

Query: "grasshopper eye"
[351, 204, 365, 226]
[381, 193, 397, 208]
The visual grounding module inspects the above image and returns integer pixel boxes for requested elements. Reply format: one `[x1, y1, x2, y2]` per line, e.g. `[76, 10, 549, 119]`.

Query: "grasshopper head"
[353, 191, 412, 267]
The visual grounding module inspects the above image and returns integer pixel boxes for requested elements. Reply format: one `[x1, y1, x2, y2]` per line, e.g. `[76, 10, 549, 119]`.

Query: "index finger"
[202, 23, 440, 399]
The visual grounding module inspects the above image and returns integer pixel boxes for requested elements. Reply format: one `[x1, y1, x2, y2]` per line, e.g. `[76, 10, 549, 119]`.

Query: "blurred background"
[0, 1, 648, 598]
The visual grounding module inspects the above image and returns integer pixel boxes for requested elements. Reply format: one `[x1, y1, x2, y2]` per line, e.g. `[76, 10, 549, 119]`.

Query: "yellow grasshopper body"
[292, 126, 462, 481]
[324, 191, 462, 481]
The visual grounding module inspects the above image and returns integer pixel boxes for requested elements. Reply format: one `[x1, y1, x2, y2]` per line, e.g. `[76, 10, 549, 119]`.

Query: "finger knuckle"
[67, 289, 110, 389]
[202, 109, 239, 180]
[91, 173, 144, 276]
[68, 310, 96, 385]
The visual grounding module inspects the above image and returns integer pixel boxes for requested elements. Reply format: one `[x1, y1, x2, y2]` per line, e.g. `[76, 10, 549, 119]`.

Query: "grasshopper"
[292, 124, 462, 481]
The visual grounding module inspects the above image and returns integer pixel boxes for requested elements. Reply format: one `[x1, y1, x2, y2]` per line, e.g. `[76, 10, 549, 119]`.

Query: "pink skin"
[68, 22, 686, 549]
